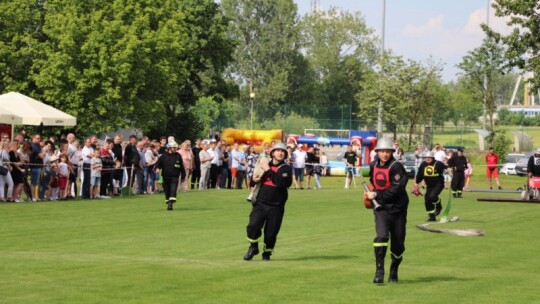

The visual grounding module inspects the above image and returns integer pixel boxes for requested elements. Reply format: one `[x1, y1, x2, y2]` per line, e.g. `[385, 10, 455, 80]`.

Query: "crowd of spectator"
[0, 131, 335, 203]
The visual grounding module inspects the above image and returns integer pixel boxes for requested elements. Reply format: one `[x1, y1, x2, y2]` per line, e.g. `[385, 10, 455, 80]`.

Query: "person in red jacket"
[485, 147, 502, 190]
[243, 143, 293, 261]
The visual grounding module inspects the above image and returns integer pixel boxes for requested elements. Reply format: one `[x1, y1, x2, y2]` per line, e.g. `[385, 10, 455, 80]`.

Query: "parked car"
[443, 145, 465, 153]
[515, 151, 534, 176]
[500, 153, 525, 175]
[403, 152, 416, 178]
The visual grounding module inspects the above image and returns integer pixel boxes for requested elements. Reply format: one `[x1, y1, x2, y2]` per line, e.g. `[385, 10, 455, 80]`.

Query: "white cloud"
[465, 7, 513, 35]
[397, 7, 513, 59]
[389, 7, 514, 80]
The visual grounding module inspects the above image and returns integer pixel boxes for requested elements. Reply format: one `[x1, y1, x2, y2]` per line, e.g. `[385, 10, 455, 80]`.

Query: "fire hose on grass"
[415, 189, 485, 237]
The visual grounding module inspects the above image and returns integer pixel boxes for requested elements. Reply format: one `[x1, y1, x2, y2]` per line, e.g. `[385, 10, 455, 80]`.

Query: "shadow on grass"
[279, 255, 357, 261]
[402, 275, 474, 284]
[152, 207, 216, 212]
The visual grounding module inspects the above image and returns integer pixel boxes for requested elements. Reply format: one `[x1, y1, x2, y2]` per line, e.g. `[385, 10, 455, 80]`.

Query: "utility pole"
[482, 0, 489, 129]
[376, 0, 386, 137]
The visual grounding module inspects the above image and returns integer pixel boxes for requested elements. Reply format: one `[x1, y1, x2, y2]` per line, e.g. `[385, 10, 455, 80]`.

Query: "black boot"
[427, 214, 436, 221]
[167, 200, 173, 211]
[243, 243, 259, 261]
[388, 256, 402, 283]
[262, 252, 271, 261]
[373, 246, 387, 284]
[457, 192, 462, 198]
[434, 199, 442, 216]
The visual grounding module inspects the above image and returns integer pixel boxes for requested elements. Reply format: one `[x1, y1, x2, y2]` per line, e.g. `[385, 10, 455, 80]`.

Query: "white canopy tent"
[0, 92, 77, 127]
[0, 106, 24, 125]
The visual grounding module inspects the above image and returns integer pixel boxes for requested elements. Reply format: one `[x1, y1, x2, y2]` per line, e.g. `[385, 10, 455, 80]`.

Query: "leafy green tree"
[446, 78, 483, 126]
[299, 7, 377, 127]
[485, 0, 540, 90]
[1, 0, 234, 138]
[458, 37, 507, 138]
[221, 0, 301, 113]
[0, 1, 47, 93]
[488, 129, 513, 161]
[191, 96, 220, 138]
[357, 54, 444, 146]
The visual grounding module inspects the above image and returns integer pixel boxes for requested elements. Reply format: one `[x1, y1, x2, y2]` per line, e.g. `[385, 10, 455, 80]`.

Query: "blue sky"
[295, 0, 513, 82]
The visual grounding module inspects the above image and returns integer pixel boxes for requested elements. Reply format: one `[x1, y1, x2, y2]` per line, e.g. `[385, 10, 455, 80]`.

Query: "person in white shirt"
[80, 138, 94, 198]
[230, 143, 241, 188]
[209, 140, 222, 188]
[292, 144, 307, 189]
[432, 143, 446, 163]
[199, 142, 212, 190]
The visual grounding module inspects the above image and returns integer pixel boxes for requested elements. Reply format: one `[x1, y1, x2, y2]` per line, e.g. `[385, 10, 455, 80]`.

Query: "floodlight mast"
[376, 0, 386, 138]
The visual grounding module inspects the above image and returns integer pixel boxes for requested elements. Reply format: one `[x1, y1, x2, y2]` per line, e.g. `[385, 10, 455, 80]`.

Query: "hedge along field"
[1, 175, 539, 304]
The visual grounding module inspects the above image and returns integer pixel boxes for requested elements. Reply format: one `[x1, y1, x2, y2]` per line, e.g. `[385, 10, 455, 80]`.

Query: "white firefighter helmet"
[423, 151, 435, 158]
[270, 142, 288, 158]
[374, 137, 395, 152]
[166, 141, 179, 148]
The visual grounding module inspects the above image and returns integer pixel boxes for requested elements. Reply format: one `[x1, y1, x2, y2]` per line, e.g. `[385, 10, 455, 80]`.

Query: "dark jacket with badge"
[369, 157, 409, 211]
[256, 160, 293, 207]
[415, 160, 446, 187]
[448, 155, 467, 173]
[156, 152, 186, 180]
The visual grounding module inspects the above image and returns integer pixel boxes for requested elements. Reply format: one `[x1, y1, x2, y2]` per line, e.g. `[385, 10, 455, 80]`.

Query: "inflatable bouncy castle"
[286, 130, 377, 165]
[221, 128, 283, 152]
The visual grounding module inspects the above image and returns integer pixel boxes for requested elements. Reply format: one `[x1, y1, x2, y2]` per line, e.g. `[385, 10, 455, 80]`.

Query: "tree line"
[0, 0, 538, 145]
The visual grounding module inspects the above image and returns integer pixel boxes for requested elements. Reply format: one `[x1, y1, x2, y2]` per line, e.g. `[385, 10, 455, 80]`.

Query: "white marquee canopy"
[0, 92, 76, 126]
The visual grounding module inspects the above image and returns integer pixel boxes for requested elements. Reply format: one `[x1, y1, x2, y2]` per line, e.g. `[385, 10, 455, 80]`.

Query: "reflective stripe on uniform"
[373, 242, 388, 247]
[247, 237, 261, 243]
[390, 252, 403, 259]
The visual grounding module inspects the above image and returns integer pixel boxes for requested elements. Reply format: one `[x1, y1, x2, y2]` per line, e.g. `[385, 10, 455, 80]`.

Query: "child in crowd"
[464, 157, 473, 190]
[58, 154, 70, 200]
[90, 149, 102, 199]
[49, 164, 60, 201]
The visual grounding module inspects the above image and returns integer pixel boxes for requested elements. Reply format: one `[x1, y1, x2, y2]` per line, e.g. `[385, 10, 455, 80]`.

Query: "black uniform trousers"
[100, 171, 112, 196]
[191, 166, 200, 190]
[69, 170, 78, 198]
[451, 171, 465, 194]
[425, 183, 444, 215]
[209, 164, 219, 188]
[163, 177, 179, 203]
[246, 202, 285, 252]
[374, 208, 407, 258]
[82, 163, 91, 198]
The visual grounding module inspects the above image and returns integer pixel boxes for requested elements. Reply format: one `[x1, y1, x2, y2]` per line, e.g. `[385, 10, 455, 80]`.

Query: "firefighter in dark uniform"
[243, 143, 293, 261]
[365, 137, 409, 283]
[414, 151, 446, 221]
[155, 141, 186, 211]
[447, 148, 467, 198]
[526, 148, 540, 178]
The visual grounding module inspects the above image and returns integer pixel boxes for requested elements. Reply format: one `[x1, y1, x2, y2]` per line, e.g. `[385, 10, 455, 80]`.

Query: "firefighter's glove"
[411, 187, 423, 197]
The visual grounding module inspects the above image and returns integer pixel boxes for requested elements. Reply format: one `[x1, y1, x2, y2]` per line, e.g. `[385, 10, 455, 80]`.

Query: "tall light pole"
[461, 113, 464, 147]
[482, 0, 490, 129]
[376, 0, 386, 137]
[249, 80, 255, 130]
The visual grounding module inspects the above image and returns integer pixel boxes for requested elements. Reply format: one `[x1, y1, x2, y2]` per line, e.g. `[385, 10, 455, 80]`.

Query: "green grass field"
[1, 174, 539, 304]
